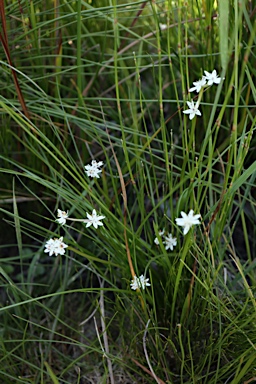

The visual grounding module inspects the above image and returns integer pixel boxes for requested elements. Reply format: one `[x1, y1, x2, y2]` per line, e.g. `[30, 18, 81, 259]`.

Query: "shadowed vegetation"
[0, 0, 256, 383]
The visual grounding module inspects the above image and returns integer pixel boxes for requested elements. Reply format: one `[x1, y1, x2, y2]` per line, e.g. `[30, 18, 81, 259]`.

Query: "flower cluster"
[183, 69, 223, 119]
[154, 210, 201, 250]
[188, 70, 221, 93]
[44, 207, 105, 257]
[84, 160, 104, 178]
[43, 158, 149, 292]
[44, 236, 68, 257]
[43, 156, 201, 293]
[79, 156, 151, 291]
[154, 229, 177, 251]
[44, 159, 106, 257]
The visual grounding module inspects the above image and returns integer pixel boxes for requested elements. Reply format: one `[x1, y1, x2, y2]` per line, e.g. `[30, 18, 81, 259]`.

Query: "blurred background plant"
[0, 0, 256, 383]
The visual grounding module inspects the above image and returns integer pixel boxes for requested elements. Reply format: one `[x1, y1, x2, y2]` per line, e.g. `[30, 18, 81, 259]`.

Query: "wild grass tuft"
[0, 0, 256, 383]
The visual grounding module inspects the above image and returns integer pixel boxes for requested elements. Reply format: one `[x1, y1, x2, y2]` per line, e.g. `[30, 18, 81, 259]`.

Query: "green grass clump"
[0, 0, 256, 383]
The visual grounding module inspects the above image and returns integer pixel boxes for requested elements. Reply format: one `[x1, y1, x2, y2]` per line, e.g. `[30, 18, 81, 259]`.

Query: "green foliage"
[0, 0, 256, 383]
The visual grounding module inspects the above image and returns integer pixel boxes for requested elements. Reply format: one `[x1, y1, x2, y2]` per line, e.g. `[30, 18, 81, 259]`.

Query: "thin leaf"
[218, 0, 229, 69]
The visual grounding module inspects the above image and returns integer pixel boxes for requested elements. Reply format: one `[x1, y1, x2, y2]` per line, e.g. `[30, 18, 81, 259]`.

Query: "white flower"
[189, 77, 206, 93]
[84, 209, 105, 229]
[56, 209, 69, 225]
[154, 238, 160, 245]
[44, 238, 56, 256]
[85, 166, 102, 178]
[44, 236, 68, 257]
[159, 23, 167, 31]
[53, 237, 68, 256]
[183, 100, 201, 120]
[130, 275, 151, 290]
[163, 233, 177, 251]
[204, 69, 221, 86]
[175, 210, 201, 235]
[91, 160, 104, 168]
[84, 160, 104, 178]
[154, 228, 165, 245]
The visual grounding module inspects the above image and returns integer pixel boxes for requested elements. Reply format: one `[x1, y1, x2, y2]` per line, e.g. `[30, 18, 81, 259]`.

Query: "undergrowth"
[0, 0, 256, 383]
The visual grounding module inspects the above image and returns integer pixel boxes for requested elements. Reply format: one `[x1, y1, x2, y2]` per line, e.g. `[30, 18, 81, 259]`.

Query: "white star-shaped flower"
[175, 210, 201, 235]
[204, 69, 221, 86]
[163, 233, 177, 251]
[154, 228, 165, 245]
[44, 238, 56, 256]
[84, 209, 105, 229]
[85, 167, 102, 178]
[44, 236, 68, 257]
[130, 275, 151, 290]
[91, 160, 104, 168]
[189, 76, 206, 93]
[56, 209, 69, 225]
[183, 100, 201, 120]
[84, 160, 104, 178]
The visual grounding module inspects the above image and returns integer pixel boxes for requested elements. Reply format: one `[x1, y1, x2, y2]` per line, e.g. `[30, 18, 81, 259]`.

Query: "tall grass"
[0, 0, 256, 383]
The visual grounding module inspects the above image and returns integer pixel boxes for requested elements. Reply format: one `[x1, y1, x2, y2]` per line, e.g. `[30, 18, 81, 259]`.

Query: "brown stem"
[0, 0, 30, 120]
[119, 1, 148, 50]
